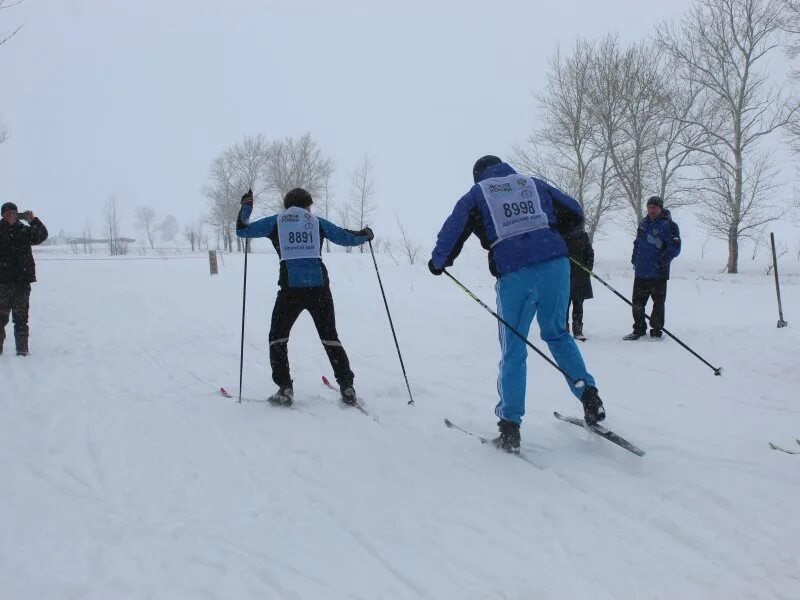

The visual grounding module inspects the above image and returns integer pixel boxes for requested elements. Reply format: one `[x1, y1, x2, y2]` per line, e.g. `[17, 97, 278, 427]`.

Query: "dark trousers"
[566, 298, 584, 333]
[631, 277, 667, 334]
[268, 286, 354, 388]
[0, 282, 31, 354]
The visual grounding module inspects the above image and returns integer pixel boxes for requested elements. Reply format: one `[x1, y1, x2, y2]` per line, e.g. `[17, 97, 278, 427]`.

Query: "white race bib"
[277, 207, 321, 261]
[478, 175, 549, 246]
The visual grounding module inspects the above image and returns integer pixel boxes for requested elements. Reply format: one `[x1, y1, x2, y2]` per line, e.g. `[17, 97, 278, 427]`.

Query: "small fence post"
[208, 250, 219, 275]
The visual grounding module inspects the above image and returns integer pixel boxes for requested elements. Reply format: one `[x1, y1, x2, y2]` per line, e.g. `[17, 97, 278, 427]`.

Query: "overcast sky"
[0, 0, 740, 252]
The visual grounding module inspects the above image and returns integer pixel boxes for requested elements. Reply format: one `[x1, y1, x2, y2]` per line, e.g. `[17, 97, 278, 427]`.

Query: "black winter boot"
[492, 419, 521, 454]
[268, 385, 294, 407]
[623, 332, 644, 341]
[581, 386, 606, 426]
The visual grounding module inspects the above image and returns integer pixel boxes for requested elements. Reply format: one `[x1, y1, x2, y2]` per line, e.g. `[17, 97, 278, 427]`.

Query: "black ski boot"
[573, 323, 586, 341]
[268, 385, 294, 407]
[492, 419, 521, 454]
[649, 329, 663, 340]
[623, 332, 644, 341]
[340, 385, 358, 406]
[581, 386, 606, 426]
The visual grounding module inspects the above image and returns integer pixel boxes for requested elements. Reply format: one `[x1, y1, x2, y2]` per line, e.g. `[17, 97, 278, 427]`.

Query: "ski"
[220, 387, 307, 412]
[769, 442, 800, 455]
[321, 376, 378, 422]
[444, 418, 491, 445]
[443, 418, 544, 469]
[553, 411, 646, 457]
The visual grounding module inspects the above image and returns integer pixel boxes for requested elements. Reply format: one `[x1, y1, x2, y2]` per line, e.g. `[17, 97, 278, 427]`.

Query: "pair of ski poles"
[236, 240, 415, 405]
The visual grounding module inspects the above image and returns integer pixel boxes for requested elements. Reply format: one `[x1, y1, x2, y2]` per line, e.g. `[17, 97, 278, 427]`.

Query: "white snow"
[1, 249, 799, 599]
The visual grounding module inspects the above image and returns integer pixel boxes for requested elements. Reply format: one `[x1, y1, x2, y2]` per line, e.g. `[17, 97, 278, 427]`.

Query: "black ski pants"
[268, 286, 354, 389]
[0, 282, 31, 354]
[631, 277, 667, 335]
[566, 299, 584, 333]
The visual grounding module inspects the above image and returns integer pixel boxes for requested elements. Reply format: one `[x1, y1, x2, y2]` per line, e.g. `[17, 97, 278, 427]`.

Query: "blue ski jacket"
[236, 204, 370, 288]
[631, 209, 681, 280]
[430, 162, 584, 277]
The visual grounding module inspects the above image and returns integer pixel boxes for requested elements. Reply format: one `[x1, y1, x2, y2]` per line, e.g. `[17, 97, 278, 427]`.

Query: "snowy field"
[1, 247, 799, 599]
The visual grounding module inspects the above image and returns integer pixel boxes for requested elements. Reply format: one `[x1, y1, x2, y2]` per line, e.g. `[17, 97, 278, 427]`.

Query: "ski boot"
[649, 329, 663, 340]
[573, 323, 586, 342]
[581, 386, 606, 426]
[623, 331, 644, 341]
[340, 385, 358, 406]
[268, 386, 294, 407]
[492, 419, 521, 454]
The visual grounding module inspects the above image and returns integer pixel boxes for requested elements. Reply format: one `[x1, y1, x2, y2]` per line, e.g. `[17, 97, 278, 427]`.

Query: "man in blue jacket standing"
[236, 188, 373, 406]
[624, 196, 681, 341]
[428, 155, 605, 454]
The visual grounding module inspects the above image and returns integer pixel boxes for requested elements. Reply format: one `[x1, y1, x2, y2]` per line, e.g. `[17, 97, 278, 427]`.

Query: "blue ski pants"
[494, 257, 595, 424]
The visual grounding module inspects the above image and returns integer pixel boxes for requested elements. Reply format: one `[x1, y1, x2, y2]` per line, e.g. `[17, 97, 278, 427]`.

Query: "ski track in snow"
[0, 251, 799, 599]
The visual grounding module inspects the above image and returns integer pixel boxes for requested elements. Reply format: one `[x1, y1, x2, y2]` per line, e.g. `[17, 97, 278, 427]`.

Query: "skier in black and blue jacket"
[236, 188, 373, 406]
[428, 155, 605, 453]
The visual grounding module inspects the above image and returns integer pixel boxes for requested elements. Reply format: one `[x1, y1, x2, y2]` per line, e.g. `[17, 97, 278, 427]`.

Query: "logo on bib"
[488, 183, 513, 194]
[281, 214, 300, 223]
[517, 178, 528, 187]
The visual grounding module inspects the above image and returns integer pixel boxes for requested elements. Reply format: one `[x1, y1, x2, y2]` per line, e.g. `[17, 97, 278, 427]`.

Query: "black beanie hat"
[473, 155, 502, 183]
[646, 196, 664, 208]
[1, 202, 18, 215]
[283, 188, 313, 209]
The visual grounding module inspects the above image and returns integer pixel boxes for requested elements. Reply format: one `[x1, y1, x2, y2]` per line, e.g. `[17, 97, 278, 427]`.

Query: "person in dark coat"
[564, 226, 594, 340]
[0, 202, 49, 356]
[624, 196, 681, 340]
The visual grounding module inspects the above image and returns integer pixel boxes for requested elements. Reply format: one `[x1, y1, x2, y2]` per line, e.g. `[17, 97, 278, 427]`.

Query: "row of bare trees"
[203, 133, 378, 253]
[514, 0, 800, 273]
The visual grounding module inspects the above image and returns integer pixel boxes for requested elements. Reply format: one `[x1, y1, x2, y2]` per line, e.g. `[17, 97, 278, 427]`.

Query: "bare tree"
[349, 154, 376, 253]
[103, 195, 125, 256]
[0, 0, 24, 48]
[512, 39, 619, 240]
[318, 172, 335, 253]
[336, 204, 354, 254]
[203, 154, 240, 252]
[135, 206, 158, 249]
[158, 214, 178, 243]
[266, 133, 335, 212]
[588, 36, 670, 228]
[657, 0, 799, 273]
[183, 221, 204, 251]
[396, 217, 421, 265]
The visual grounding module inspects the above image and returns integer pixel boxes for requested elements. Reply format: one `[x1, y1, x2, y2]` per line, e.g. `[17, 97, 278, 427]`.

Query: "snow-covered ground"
[1, 248, 799, 599]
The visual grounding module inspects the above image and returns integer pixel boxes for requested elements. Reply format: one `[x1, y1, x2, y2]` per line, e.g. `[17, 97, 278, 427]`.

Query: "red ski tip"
[220, 387, 232, 398]
[321, 375, 335, 389]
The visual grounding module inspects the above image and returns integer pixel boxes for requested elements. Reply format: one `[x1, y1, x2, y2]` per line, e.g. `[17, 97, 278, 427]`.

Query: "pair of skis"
[769, 439, 800, 455]
[220, 376, 374, 419]
[445, 412, 645, 457]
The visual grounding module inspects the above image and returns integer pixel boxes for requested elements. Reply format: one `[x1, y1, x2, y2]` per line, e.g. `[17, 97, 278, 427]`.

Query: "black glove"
[241, 189, 254, 206]
[357, 227, 374, 241]
[19, 210, 34, 222]
[428, 259, 444, 276]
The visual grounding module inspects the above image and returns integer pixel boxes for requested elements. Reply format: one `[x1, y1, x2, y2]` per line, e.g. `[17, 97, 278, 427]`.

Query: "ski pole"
[770, 233, 788, 328]
[567, 256, 723, 376]
[368, 240, 414, 405]
[237, 238, 250, 403]
[443, 269, 586, 390]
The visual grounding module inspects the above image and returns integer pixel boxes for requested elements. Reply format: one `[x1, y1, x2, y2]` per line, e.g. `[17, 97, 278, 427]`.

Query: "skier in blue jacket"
[428, 155, 605, 453]
[623, 196, 681, 340]
[236, 188, 373, 406]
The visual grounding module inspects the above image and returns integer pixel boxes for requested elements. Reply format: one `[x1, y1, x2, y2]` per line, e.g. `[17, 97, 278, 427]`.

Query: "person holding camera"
[0, 202, 49, 356]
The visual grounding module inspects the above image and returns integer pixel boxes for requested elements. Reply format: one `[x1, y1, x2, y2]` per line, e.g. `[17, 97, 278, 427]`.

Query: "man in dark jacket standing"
[564, 226, 594, 341]
[624, 196, 681, 340]
[0, 202, 49, 356]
